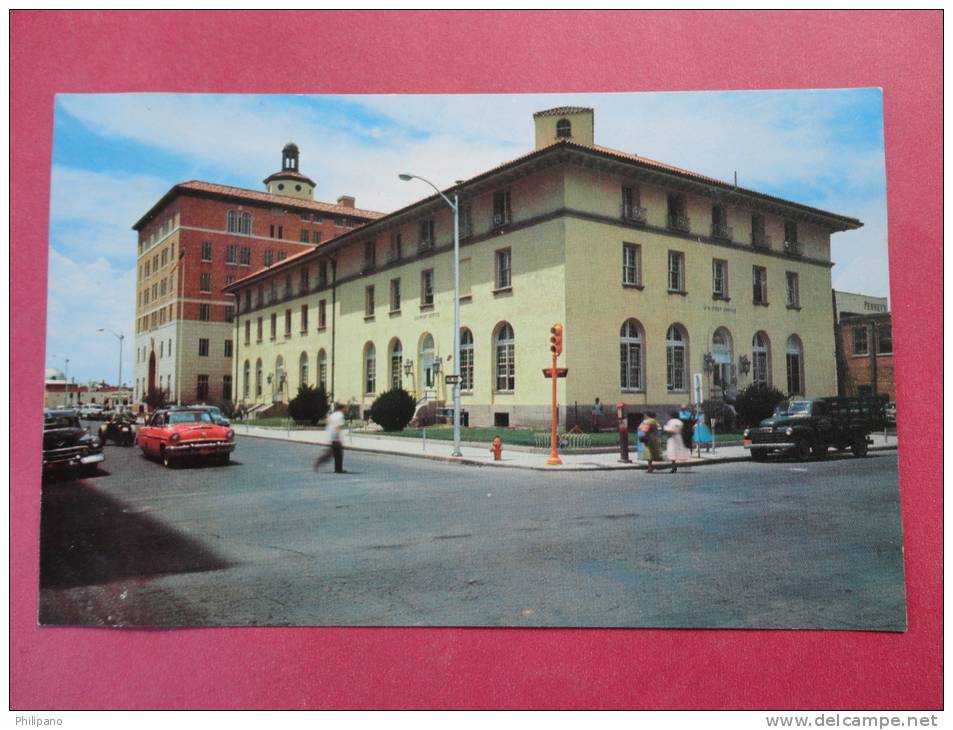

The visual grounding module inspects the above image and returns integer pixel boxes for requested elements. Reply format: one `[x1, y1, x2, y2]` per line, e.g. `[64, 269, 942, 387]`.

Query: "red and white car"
[137, 407, 236, 467]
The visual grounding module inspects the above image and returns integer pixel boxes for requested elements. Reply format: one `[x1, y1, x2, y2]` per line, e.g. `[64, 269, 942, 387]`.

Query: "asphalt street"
[39, 432, 907, 630]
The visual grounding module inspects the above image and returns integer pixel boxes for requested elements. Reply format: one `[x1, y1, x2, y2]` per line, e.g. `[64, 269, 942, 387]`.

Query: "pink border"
[11, 10, 941, 709]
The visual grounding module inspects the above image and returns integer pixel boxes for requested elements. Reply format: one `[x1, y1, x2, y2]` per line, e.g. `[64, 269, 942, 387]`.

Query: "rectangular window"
[318, 261, 328, 287]
[460, 205, 473, 239]
[152, 283, 158, 300]
[269, 280, 276, 302]
[245, 320, 251, 345]
[622, 243, 641, 286]
[752, 213, 768, 247]
[144, 260, 150, 277]
[852, 326, 869, 355]
[284, 309, 292, 336]
[224, 339, 233, 358]
[225, 305, 234, 322]
[161, 248, 167, 266]
[300, 229, 310, 243]
[418, 219, 435, 250]
[365, 285, 375, 317]
[244, 290, 252, 311]
[784, 220, 800, 255]
[495, 248, 512, 290]
[226, 245, 237, 264]
[312, 230, 322, 245]
[421, 269, 434, 306]
[278, 225, 283, 240]
[269, 224, 274, 238]
[256, 317, 263, 342]
[364, 240, 376, 270]
[877, 324, 892, 354]
[199, 303, 211, 321]
[270, 313, 277, 340]
[667, 194, 689, 232]
[300, 304, 308, 332]
[200, 273, 211, 292]
[222, 375, 232, 402]
[492, 189, 511, 227]
[201, 240, 212, 261]
[390, 278, 401, 312]
[299, 266, 310, 292]
[284, 274, 292, 297]
[318, 299, 327, 329]
[753, 266, 768, 305]
[196, 375, 209, 401]
[667, 251, 685, 292]
[240, 247, 251, 266]
[712, 259, 729, 299]
[264, 250, 274, 267]
[198, 338, 209, 357]
[621, 185, 644, 222]
[496, 340, 515, 391]
[785, 271, 800, 307]
[160, 279, 167, 296]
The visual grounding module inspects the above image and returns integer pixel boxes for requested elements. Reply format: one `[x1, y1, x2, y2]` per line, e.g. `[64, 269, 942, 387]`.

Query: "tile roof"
[178, 180, 383, 219]
[591, 144, 727, 185]
[262, 170, 317, 186]
[533, 106, 593, 118]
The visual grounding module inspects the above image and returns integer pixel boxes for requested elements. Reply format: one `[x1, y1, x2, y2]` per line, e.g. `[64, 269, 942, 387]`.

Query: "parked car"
[136, 406, 236, 467]
[78, 403, 104, 420]
[43, 409, 105, 476]
[742, 395, 887, 461]
[885, 401, 896, 425]
[98, 410, 137, 446]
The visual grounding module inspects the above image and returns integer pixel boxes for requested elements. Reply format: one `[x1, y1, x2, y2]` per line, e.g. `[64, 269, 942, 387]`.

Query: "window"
[666, 324, 688, 392]
[784, 220, 798, 243]
[622, 186, 644, 222]
[299, 267, 310, 292]
[364, 343, 376, 395]
[257, 317, 263, 342]
[270, 313, 277, 340]
[667, 251, 685, 292]
[752, 213, 768, 247]
[264, 250, 274, 267]
[460, 328, 474, 391]
[318, 350, 327, 389]
[226, 245, 237, 264]
[255, 359, 262, 397]
[222, 375, 232, 402]
[365, 285, 375, 317]
[711, 205, 731, 240]
[421, 269, 434, 306]
[492, 189, 511, 227]
[243, 361, 251, 397]
[877, 323, 892, 354]
[299, 352, 309, 388]
[389, 232, 403, 261]
[300, 304, 308, 332]
[851, 325, 870, 355]
[244, 290, 252, 311]
[622, 243, 641, 286]
[318, 299, 327, 329]
[269, 279, 277, 302]
[161, 248, 167, 266]
[224, 339, 233, 358]
[245, 320, 251, 345]
[277, 251, 287, 262]
[312, 230, 322, 244]
[284, 309, 292, 336]
[712, 328, 734, 395]
[495, 324, 515, 391]
[284, 274, 292, 297]
[278, 226, 284, 240]
[390, 278, 401, 312]
[201, 240, 212, 261]
[556, 118, 571, 138]
[459, 206, 473, 239]
[152, 283, 158, 300]
[785, 271, 800, 307]
[227, 210, 239, 233]
[240, 212, 252, 235]
[752, 332, 770, 386]
[752, 266, 768, 305]
[196, 375, 209, 401]
[390, 340, 403, 390]
[159, 341, 164, 358]
[620, 319, 644, 392]
[712, 259, 729, 299]
[240, 247, 251, 266]
[318, 260, 328, 287]
[418, 219, 435, 250]
[200, 272, 211, 293]
[224, 276, 235, 287]
[300, 229, 310, 243]
[144, 260, 150, 277]
[160, 279, 167, 296]
[199, 303, 211, 321]
[198, 338, 209, 357]
[495, 248, 512, 290]
[667, 194, 689, 232]
[364, 240, 376, 270]
[785, 335, 804, 395]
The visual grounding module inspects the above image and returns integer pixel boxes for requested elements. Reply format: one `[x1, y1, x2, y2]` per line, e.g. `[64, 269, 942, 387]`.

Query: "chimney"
[337, 195, 355, 209]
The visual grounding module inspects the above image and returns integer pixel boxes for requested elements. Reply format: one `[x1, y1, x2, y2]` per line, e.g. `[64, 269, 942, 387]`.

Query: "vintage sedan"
[43, 409, 105, 476]
[137, 407, 236, 467]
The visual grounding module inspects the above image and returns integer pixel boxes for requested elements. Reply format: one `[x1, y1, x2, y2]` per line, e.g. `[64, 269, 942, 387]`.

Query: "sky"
[46, 89, 889, 385]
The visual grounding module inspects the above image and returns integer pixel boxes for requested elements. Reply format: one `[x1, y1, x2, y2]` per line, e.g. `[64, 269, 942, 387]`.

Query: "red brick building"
[132, 143, 383, 406]
[837, 312, 894, 399]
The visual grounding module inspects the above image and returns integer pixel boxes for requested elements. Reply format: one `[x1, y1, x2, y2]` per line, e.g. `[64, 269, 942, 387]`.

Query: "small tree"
[734, 383, 787, 427]
[289, 384, 330, 425]
[369, 388, 416, 432]
[144, 388, 168, 411]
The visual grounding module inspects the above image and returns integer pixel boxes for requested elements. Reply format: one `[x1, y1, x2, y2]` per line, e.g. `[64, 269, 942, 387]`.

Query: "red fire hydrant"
[617, 401, 630, 463]
[490, 436, 503, 461]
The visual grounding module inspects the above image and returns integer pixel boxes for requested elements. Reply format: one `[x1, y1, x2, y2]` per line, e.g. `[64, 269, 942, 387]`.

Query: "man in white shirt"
[314, 403, 347, 473]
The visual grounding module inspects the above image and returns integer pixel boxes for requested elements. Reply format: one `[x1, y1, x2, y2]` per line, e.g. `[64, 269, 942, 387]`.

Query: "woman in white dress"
[663, 412, 692, 473]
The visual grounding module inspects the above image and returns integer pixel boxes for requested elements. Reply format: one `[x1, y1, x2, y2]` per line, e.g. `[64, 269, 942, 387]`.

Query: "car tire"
[750, 449, 768, 462]
[811, 443, 828, 460]
[218, 453, 230, 466]
[851, 435, 868, 457]
[795, 438, 812, 462]
[161, 449, 176, 469]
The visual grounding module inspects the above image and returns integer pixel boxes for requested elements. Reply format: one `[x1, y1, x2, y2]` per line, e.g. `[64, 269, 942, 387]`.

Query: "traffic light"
[549, 323, 563, 356]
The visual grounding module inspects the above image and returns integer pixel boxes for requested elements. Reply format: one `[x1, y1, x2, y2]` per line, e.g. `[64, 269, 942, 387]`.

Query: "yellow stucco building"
[224, 107, 862, 429]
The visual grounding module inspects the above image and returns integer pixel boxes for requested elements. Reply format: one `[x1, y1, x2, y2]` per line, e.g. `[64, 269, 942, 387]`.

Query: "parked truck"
[742, 395, 887, 462]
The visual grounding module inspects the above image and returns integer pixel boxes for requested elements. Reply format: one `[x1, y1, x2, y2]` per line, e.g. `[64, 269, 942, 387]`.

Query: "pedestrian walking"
[637, 412, 663, 473]
[591, 397, 603, 433]
[694, 409, 713, 454]
[664, 412, 692, 473]
[678, 404, 695, 451]
[314, 403, 347, 473]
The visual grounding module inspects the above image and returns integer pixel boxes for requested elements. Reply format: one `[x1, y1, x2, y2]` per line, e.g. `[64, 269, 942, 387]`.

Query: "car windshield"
[774, 401, 812, 417]
[169, 411, 214, 425]
[45, 415, 79, 429]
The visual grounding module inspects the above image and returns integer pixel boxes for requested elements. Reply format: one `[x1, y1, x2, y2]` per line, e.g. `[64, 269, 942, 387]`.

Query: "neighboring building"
[225, 107, 863, 429]
[833, 289, 889, 321]
[131, 143, 383, 407]
[44, 369, 86, 409]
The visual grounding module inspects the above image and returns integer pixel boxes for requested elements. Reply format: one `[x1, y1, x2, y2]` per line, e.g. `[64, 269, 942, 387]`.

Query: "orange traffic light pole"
[547, 324, 564, 466]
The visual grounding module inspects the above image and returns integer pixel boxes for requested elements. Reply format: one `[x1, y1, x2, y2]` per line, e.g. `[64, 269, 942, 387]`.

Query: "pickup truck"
[742, 396, 887, 461]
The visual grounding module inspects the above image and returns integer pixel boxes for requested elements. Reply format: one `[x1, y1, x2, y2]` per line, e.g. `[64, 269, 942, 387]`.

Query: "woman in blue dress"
[693, 409, 713, 453]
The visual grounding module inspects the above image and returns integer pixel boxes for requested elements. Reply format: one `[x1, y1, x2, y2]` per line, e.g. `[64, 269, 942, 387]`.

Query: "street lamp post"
[399, 173, 462, 457]
[98, 328, 125, 388]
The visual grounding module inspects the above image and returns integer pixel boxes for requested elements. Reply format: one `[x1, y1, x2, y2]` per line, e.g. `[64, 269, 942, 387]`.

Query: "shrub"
[289, 384, 330, 425]
[144, 388, 168, 411]
[734, 383, 787, 427]
[369, 388, 416, 432]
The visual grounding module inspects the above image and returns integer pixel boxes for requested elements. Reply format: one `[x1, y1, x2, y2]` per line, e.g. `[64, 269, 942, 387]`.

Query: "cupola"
[263, 142, 317, 200]
[533, 106, 595, 150]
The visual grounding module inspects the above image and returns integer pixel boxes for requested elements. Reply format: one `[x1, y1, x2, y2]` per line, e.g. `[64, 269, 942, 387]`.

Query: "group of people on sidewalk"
[637, 405, 713, 474]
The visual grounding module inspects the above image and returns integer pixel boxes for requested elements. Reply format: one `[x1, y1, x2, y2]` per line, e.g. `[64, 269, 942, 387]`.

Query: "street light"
[98, 328, 125, 387]
[399, 172, 463, 457]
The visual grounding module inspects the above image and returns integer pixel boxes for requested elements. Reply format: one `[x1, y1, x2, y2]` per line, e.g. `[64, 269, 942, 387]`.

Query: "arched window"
[240, 211, 252, 235]
[460, 328, 474, 391]
[275, 355, 285, 395]
[712, 327, 734, 395]
[364, 343, 377, 395]
[243, 360, 250, 398]
[317, 349, 327, 390]
[495, 323, 515, 391]
[299, 351, 309, 389]
[785, 335, 804, 395]
[752, 332, 770, 386]
[389, 339, 403, 390]
[227, 210, 238, 233]
[255, 358, 263, 397]
[666, 324, 688, 392]
[556, 118, 572, 138]
[620, 319, 644, 391]
[419, 334, 435, 390]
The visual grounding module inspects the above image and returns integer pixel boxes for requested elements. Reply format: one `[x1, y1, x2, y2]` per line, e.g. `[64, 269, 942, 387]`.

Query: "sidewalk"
[235, 423, 899, 471]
